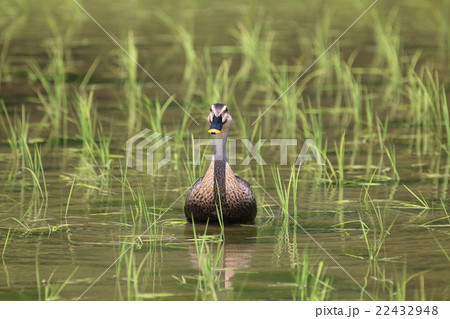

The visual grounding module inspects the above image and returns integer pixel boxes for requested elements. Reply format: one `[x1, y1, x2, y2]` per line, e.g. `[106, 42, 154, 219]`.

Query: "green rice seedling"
[274, 66, 302, 136]
[291, 248, 333, 301]
[414, 275, 427, 301]
[371, 8, 403, 105]
[75, 119, 112, 190]
[231, 10, 274, 84]
[421, 206, 450, 229]
[249, 110, 263, 145]
[405, 63, 450, 160]
[74, 89, 97, 154]
[114, 185, 164, 299]
[441, 199, 450, 224]
[388, 263, 408, 301]
[128, 184, 149, 229]
[0, 215, 30, 234]
[233, 102, 252, 140]
[331, 131, 345, 184]
[117, 172, 162, 232]
[404, 67, 439, 156]
[298, 11, 340, 87]
[273, 211, 295, 267]
[375, 117, 400, 181]
[441, 88, 450, 150]
[272, 165, 301, 216]
[79, 55, 102, 90]
[328, 56, 364, 170]
[190, 196, 226, 301]
[45, 7, 85, 57]
[271, 165, 302, 267]
[429, 230, 450, 264]
[388, 263, 428, 301]
[154, 10, 196, 82]
[290, 166, 302, 221]
[329, 52, 345, 111]
[302, 98, 323, 151]
[440, 156, 450, 199]
[311, 12, 335, 83]
[140, 96, 170, 134]
[35, 245, 78, 301]
[96, 124, 113, 174]
[119, 31, 143, 136]
[62, 177, 76, 224]
[405, 73, 427, 156]
[42, 267, 79, 301]
[95, 125, 113, 185]
[403, 185, 430, 209]
[0, 102, 30, 179]
[27, 36, 69, 144]
[136, 186, 161, 231]
[384, 144, 399, 181]
[359, 255, 387, 300]
[358, 196, 397, 261]
[230, 16, 263, 81]
[433, 1, 450, 62]
[0, 101, 19, 158]
[183, 134, 209, 185]
[1, 228, 13, 259]
[0, 0, 28, 20]
[115, 242, 145, 301]
[35, 251, 41, 300]
[340, 62, 363, 135]
[0, 33, 11, 86]
[1, 253, 11, 287]
[75, 156, 101, 191]
[171, 105, 196, 169]
[362, 97, 377, 175]
[360, 170, 379, 203]
[319, 141, 340, 185]
[253, 122, 266, 185]
[172, 103, 193, 142]
[191, 220, 225, 301]
[118, 162, 129, 215]
[199, 48, 233, 104]
[268, 63, 319, 136]
[259, 200, 276, 221]
[22, 146, 48, 219]
[230, 105, 265, 183]
[232, 106, 265, 184]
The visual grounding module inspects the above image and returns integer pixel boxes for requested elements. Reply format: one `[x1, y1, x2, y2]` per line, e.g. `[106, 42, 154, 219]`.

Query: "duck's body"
[184, 104, 257, 224]
[185, 160, 257, 223]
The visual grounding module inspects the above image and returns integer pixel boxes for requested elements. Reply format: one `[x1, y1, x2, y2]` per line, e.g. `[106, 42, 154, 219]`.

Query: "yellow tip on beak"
[208, 129, 221, 134]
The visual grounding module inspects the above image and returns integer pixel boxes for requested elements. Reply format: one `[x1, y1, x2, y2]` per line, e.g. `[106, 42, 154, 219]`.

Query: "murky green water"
[0, 0, 449, 300]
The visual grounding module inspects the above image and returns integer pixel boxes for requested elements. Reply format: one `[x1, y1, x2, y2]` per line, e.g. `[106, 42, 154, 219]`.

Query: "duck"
[184, 103, 257, 224]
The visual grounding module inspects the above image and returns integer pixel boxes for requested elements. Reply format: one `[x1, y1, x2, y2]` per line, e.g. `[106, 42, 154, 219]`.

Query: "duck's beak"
[208, 115, 222, 134]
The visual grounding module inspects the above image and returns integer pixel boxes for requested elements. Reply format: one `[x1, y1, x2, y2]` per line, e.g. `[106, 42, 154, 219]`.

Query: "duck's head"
[208, 103, 232, 136]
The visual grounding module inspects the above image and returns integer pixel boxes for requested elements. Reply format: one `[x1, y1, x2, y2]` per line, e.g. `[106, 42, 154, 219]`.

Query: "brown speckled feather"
[184, 160, 257, 223]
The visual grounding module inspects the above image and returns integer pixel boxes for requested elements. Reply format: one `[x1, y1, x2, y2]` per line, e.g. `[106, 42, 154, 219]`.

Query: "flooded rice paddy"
[0, 0, 449, 300]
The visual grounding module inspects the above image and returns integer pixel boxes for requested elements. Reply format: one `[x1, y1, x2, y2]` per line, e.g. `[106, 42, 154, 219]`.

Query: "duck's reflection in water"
[184, 224, 257, 291]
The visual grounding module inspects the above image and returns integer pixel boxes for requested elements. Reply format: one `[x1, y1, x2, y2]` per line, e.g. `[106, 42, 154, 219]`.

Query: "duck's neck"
[211, 132, 229, 204]
[212, 132, 228, 163]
